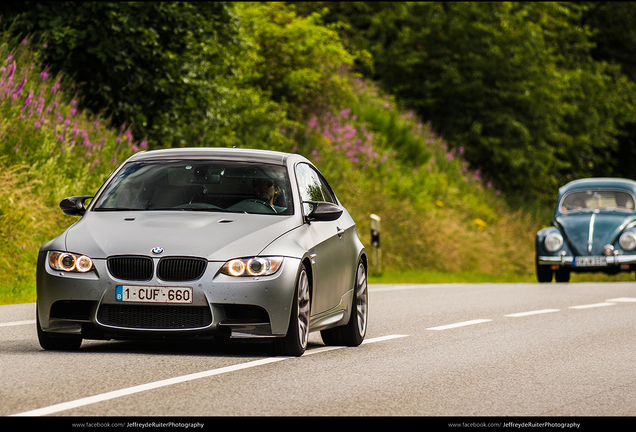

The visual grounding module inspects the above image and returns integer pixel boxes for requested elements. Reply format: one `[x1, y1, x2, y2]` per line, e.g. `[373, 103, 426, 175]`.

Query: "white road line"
[607, 297, 636, 302]
[569, 302, 616, 309]
[0, 320, 35, 327]
[427, 319, 492, 331]
[10, 334, 407, 417]
[504, 309, 560, 318]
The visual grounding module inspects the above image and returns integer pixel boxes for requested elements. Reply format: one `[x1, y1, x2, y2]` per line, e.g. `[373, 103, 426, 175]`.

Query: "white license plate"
[116, 285, 193, 303]
[573, 256, 607, 267]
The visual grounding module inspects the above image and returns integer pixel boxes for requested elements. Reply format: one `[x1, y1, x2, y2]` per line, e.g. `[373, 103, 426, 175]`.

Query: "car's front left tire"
[321, 260, 368, 347]
[554, 268, 570, 283]
[271, 264, 310, 356]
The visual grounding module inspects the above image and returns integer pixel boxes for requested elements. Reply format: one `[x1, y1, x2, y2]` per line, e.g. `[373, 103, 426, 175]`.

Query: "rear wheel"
[271, 264, 310, 356]
[37, 311, 82, 351]
[321, 261, 368, 347]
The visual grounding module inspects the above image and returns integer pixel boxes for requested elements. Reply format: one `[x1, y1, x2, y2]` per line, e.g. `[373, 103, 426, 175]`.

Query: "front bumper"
[537, 253, 636, 269]
[37, 252, 301, 341]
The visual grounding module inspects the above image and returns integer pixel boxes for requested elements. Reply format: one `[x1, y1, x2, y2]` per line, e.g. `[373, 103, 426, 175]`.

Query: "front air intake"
[97, 304, 212, 329]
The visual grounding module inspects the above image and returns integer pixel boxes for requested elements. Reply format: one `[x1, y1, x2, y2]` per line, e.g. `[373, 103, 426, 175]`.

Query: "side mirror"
[305, 201, 343, 222]
[60, 196, 93, 216]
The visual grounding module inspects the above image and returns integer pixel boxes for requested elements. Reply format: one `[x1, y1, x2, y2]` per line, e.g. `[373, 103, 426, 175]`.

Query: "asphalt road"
[1, 282, 636, 419]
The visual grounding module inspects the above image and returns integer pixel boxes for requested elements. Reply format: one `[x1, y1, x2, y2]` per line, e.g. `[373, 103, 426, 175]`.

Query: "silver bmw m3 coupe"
[37, 147, 368, 356]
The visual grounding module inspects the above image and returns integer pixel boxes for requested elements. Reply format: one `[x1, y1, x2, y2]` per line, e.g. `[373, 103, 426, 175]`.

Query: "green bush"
[0, 37, 140, 302]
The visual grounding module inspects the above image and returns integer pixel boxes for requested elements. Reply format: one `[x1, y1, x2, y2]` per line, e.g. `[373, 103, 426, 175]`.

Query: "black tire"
[37, 311, 82, 351]
[536, 261, 553, 283]
[271, 264, 310, 356]
[321, 261, 368, 347]
[554, 268, 570, 283]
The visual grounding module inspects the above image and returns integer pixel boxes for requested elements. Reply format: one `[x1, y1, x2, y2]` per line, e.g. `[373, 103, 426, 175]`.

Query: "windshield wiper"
[169, 206, 247, 214]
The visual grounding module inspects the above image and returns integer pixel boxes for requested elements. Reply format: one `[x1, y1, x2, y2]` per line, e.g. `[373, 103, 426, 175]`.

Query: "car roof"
[127, 147, 299, 165]
[558, 177, 636, 196]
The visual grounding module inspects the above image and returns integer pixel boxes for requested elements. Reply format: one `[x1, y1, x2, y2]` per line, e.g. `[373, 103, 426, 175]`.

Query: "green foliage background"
[298, 2, 636, 202]
[1, 2, 635, 303]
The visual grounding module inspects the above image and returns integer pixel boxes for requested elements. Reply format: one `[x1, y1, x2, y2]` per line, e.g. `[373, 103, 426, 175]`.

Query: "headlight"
[220, 257, 283, 277]
[619, 232, 636, 251]
[544, 233, 564, 252]
[49, 251, 94, 273]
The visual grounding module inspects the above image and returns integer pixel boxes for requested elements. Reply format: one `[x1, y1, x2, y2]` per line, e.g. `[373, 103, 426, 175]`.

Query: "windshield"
[92, 160, 293, 215]
[560, 189, 635, 213]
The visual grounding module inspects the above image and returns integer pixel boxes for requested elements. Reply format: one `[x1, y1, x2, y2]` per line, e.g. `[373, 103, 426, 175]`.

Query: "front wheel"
[321, 261, 368, 347]
[536, 261, 553, 283]
[554, 268, 570, 283]
[271, 264, 310, 356]
[37, 311, 82, 351]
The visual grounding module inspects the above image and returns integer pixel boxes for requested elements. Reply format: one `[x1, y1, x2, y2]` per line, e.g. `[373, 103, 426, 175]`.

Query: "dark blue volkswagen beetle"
[536, 178, 636, 282]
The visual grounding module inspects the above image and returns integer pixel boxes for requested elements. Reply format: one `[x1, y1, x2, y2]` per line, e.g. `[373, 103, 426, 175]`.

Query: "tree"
[0, 2, 290, 148]
[583, 2, 636, 181]
[298, 2, 636, 202]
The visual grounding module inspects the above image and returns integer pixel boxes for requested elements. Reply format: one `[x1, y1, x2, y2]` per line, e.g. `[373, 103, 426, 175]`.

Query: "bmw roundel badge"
[151, 247, 164, 255]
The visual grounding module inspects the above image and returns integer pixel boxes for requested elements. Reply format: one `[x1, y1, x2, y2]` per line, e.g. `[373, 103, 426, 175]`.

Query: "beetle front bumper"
[537, 253, 636, 269]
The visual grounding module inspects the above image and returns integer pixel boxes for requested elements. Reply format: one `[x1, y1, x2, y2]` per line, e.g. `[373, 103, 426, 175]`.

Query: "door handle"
[337, 227, 345, 238]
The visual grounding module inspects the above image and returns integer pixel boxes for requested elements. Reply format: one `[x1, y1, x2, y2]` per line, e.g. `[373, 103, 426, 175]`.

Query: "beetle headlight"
[619, 232, 636, 251]
[49, 251, 94, 273]
[221, 257, 283, 277]
[544, 233, 564, 252]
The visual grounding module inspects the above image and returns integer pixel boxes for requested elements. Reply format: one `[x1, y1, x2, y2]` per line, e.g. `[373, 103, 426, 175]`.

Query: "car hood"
[63, 211, 302, 261]
[555, 212, 636, 255]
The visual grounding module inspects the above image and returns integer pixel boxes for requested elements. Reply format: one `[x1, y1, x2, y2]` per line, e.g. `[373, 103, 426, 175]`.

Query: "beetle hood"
[62, 211, 302, 260]
[556, 212, 636, 255]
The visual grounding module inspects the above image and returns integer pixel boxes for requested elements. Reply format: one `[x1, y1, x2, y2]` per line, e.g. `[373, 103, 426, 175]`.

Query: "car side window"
[318, 175, 336, 204]
[296, 163, 336, 214]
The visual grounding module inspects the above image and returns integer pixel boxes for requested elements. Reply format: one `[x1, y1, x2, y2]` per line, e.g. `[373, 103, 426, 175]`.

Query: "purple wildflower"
[7, 62, 16, 80]
[23, 91, 33, 109]
[37, 97, 45, 114]
[15, 77, 26, 95]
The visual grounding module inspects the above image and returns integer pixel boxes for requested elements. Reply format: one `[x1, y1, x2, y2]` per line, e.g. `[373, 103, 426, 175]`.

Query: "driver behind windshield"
[253, 177, 286, 213]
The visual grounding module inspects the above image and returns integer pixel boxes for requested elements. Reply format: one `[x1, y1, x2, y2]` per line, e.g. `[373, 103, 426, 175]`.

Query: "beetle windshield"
[560, 190, 635, 213]
[92, 160, 293, 215]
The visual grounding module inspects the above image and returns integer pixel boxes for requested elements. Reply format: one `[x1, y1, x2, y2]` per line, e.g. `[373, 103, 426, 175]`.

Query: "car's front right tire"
[36, 310, 82, 351]
[536, 260, 553, 283]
